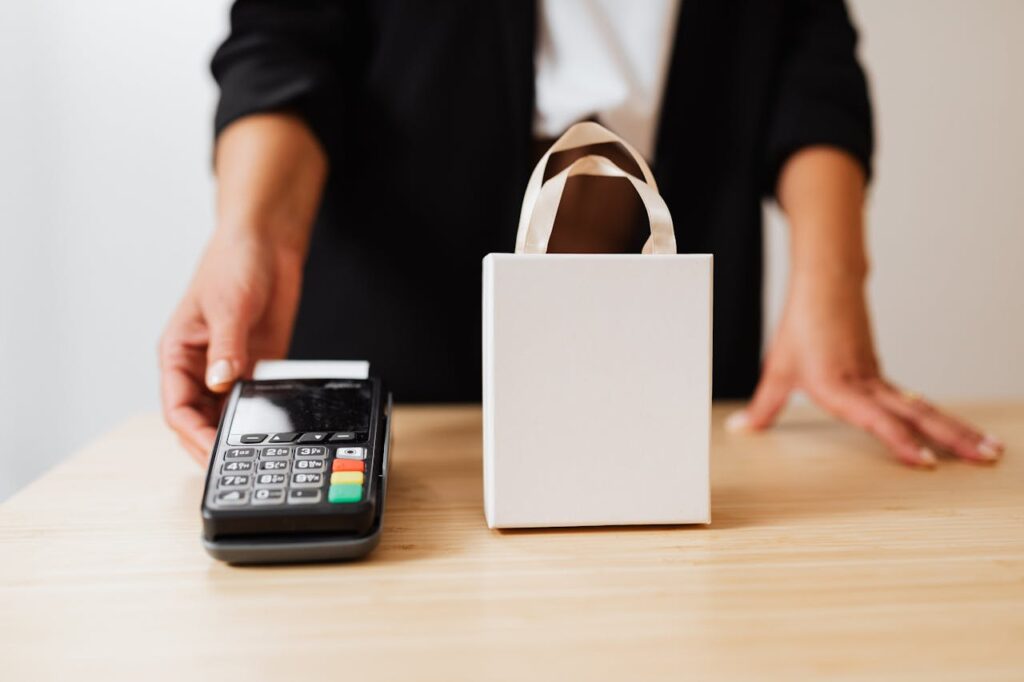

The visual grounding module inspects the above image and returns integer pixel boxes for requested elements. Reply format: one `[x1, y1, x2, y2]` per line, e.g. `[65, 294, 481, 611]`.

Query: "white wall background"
[0, 1, 229, 500]
[1, 0, 1022, 500]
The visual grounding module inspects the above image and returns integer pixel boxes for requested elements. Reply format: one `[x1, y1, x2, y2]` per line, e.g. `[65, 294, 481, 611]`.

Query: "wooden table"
[2, 404, 1022, 680]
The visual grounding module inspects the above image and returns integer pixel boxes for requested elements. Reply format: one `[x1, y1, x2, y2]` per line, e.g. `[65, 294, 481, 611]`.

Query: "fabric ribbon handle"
[522, 154, 677, 255]
[515, 121, 675, 255]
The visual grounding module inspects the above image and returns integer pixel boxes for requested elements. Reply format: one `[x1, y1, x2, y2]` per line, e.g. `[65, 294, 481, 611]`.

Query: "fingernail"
[206, 359, 234, 388]
[725, 410, 751, 433]
[918, 447, 937, 467]
[982, 433, 1005, 450]
[977, 435, 1003, 461]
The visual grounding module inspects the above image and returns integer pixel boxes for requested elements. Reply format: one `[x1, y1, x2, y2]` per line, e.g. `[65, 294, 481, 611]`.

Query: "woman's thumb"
[205, 314, 250, 392]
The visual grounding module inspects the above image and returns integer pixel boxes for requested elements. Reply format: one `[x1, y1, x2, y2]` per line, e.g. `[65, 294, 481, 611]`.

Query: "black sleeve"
[210, 0, 347, 151]
[763, 0, 874, 193]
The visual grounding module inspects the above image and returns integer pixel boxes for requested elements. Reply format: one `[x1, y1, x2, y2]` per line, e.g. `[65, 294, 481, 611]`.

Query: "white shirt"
[533, 0, 682, 162]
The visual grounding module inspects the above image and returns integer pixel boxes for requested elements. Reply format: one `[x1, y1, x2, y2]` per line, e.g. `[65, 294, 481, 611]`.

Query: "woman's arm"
[159, 114, 326, 463]
[729, 146, 1005, 466]
[161, 0, 345, 463]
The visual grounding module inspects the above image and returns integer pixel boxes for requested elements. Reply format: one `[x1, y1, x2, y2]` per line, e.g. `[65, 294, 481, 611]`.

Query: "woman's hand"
[727, 268, 1005, 467]
[727, 146, 1005, 467]
[159, 114, 327, 464]
[159, 232, 305, 464]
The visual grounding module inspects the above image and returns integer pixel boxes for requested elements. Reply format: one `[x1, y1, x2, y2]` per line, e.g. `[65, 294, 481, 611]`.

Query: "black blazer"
[212, 0, 873, 402]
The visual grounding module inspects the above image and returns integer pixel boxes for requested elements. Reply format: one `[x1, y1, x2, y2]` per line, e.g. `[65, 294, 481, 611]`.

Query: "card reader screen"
[230, 380, 372, 434]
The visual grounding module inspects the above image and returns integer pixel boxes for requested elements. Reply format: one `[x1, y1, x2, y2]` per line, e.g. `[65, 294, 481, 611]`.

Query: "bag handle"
[515, 121, 674, 254]
[521, 154, 677, 255]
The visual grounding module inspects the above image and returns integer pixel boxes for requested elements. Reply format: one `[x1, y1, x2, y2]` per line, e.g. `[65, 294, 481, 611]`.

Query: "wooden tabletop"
[1, 404, 1022, 680]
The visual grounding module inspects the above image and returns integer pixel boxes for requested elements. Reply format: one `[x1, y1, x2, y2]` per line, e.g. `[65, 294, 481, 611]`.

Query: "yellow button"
[330, 471, 364, 485]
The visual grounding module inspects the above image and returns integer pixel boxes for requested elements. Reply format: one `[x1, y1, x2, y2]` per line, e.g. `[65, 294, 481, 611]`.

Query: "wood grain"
[1, 403, 1022, 681]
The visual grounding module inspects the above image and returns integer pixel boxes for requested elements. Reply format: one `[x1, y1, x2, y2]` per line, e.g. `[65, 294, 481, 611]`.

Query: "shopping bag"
[482, 121, 712, 528]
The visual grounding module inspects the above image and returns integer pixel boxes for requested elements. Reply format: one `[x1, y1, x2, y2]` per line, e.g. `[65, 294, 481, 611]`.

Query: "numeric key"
[255, 473, 287, 487]
[258, 460, 289, 472]
[294, 459, 325, 472]
[290, 472, 323, 488]
[218, 474, 250, 488]
[221, 460, 253, 473]
[252, 488, 285, 505]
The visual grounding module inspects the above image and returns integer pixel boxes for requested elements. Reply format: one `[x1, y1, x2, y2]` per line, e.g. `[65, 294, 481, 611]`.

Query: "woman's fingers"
[871, 382, 1004, 463]
[810, 382, 936, 468]
[730, 370, 792, 432]
[177, 432, 211, 466]
[162, 367, 218, 465]
[168, 402, 217, 464]
[160, 325, 220, 465]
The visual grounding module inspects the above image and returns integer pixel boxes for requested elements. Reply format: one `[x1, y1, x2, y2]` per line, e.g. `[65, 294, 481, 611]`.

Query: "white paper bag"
[482, 122, 713, 529]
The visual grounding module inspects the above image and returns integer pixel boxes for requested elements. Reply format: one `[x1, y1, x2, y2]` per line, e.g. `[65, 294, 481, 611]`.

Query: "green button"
[328, 484, 363, 504]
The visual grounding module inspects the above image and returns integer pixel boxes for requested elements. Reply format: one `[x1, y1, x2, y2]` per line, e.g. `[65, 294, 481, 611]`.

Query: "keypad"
[328, 447, 365, 503]
[211, 443, 368, 508]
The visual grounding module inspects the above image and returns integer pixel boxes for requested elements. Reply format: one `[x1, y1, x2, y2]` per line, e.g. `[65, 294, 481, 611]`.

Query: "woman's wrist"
[789, 251, 869, 292]
[213, 113, 327, 258]
[215, 214, 313, 259]
[778, 146, 870, 287]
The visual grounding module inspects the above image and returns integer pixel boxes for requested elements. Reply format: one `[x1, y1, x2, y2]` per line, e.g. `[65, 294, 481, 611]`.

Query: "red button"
[332, 459, 364, 472]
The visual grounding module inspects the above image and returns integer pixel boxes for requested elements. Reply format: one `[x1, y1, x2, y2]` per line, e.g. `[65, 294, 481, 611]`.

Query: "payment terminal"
[200, 376, 391, 564]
